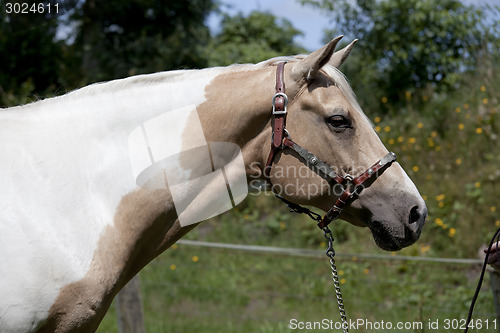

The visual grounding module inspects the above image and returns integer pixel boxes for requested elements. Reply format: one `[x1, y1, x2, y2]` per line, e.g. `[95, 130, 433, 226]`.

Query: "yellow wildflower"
[420, 244, 431, 254]
[435, 194, 446, 201]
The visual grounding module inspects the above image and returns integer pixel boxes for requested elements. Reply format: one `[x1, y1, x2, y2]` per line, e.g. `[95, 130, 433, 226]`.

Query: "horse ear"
[291, 36, 343, 82]
[329, 39, 358, 68]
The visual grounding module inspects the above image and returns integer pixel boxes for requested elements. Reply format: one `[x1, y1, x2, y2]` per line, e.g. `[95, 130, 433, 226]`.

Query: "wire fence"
[177, 239, 485, 264]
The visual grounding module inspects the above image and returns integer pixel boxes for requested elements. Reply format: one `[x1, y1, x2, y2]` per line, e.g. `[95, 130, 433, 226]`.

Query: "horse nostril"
[409, 206, 421, 224]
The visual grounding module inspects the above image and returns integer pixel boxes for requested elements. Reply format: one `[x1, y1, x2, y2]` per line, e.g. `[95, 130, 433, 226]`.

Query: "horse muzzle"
[361, 195, 427, 251]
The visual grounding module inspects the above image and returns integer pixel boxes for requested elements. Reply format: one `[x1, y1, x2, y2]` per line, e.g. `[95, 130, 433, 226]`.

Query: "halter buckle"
[272, 92, 288, 115]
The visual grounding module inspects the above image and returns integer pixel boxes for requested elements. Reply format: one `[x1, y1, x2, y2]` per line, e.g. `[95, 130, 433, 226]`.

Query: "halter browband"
[265, 62, 397, 229]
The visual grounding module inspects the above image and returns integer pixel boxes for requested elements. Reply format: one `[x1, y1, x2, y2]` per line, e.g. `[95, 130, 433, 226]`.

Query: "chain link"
[271, 194, 348, 331]
[323, 226, 349, 333]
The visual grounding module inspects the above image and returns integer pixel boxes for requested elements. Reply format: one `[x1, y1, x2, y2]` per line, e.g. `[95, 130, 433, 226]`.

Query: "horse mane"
[60, 54, 366, 124]
[65, 69, 214, 99]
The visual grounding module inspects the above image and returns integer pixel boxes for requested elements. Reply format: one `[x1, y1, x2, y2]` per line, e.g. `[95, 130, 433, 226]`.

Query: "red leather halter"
[264, 62, 397, 229]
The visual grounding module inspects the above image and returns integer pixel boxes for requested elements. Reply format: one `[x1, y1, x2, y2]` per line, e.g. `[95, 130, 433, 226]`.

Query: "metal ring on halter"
[272, 92, 288, 115]
[271, 128, 291, 146]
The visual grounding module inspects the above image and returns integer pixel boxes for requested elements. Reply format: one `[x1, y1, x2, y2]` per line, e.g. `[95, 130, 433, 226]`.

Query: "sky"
[208, 0, 500, 52]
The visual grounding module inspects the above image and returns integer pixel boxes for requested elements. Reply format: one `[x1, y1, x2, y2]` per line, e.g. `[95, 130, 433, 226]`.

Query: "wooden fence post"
[489, 270, 500, 332]
[116, 274, 146, 333]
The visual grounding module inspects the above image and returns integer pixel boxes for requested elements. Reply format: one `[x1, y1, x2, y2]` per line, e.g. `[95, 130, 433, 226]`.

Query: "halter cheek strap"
[264, 62, 397, 229]
[264, 61, 288, 178]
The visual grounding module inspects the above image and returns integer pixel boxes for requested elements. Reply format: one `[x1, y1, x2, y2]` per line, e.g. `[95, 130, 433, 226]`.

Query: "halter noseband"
[264, 62, 397, 229]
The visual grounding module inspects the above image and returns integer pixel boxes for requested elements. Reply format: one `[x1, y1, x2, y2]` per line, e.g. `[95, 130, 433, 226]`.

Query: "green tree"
[1, 2, 308, 106]
[205, 11, 306, 67]
[0, 0, 76, 106]
[70, 0, 216, 84]
[301, 0, 496, 106]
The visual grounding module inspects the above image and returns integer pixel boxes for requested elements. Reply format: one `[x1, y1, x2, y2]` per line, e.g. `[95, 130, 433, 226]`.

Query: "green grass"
[97, 241, 495, 332]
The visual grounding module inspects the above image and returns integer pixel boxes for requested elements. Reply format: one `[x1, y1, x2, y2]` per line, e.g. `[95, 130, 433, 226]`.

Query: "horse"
[0, 36, 426, 332]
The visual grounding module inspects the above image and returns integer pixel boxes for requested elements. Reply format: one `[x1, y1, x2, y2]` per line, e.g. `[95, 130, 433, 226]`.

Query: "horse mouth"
[368, 220, 420, 251]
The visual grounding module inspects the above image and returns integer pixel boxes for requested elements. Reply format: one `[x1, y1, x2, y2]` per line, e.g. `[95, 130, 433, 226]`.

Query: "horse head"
[262, 37, 426, 251]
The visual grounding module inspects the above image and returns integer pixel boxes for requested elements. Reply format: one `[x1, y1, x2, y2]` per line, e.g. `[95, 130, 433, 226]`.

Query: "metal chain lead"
[271, 194, 348, 331]
[323, 226, 349, 333]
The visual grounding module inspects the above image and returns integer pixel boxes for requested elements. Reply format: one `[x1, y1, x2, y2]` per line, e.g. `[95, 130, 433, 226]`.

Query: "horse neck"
[91, 65, 283, 302]
[1, 65, 280, 254]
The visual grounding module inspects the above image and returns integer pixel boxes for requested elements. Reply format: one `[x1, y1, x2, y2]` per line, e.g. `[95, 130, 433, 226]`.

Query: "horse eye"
[327, 115, 351, 129]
